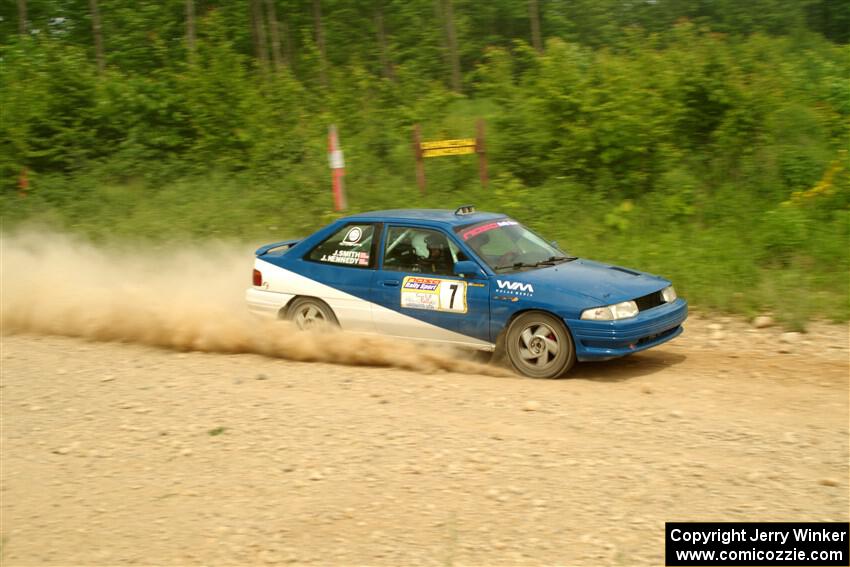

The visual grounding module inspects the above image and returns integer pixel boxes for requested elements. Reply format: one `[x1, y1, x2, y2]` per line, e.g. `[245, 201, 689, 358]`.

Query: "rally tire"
[286, 297, 339, 331]
[505, 311, 575, 379]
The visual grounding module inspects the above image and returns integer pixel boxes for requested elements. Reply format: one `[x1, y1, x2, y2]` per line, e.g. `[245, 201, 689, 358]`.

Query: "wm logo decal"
[496, 280, 534, 294]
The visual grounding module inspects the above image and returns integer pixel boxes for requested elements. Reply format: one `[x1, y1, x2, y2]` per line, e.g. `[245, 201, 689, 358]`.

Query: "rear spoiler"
[255, 239, 302, 256]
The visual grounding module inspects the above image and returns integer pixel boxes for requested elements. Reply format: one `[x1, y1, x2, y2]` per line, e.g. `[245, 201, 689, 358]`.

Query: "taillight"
[252, 269, 262, 286]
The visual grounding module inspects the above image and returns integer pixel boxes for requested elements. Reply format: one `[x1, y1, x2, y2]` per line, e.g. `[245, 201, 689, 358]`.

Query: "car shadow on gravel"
[568, 350, 687, 382]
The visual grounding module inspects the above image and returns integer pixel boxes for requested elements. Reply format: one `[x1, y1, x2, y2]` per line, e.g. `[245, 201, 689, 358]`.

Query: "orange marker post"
[328, 125, 347, 211]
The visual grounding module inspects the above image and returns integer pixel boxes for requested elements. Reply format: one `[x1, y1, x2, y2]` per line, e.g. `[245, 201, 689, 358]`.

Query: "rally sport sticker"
[401, 277, 467, 313]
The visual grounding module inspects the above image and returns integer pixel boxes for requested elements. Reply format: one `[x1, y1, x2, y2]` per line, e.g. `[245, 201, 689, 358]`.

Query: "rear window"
[307, 224, 376, 268]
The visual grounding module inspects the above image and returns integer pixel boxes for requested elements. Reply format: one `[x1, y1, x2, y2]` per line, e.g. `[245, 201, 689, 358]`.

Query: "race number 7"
[439, 281, 467, 313]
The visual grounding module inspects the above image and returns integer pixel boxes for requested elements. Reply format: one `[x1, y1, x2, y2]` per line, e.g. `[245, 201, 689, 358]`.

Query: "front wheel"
[286, 297, 339, 331]
[505, 312, 575, 378]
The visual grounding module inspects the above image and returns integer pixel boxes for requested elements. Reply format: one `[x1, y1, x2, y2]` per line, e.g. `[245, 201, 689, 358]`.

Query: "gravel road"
[1, 316, 848, 566]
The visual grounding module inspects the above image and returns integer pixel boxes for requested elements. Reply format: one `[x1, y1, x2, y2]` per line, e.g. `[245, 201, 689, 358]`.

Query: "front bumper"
[566, 298, 688, 361]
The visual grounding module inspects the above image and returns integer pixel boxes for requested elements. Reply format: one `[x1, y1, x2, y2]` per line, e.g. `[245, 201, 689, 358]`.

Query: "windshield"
[455, 218, 574, 272]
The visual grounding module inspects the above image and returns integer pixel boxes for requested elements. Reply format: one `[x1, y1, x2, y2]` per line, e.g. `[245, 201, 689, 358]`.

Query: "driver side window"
[383, 226, 455, 276]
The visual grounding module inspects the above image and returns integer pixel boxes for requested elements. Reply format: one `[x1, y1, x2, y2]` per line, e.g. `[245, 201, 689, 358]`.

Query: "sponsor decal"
[461, 220, 518, 241]
[403, 278, 440, 292]
[340, 226, 364, 246]
[402, 292, 440, 311]
[321, 249, 370, 266]
[496, 279, 534, 297]
[401, 277, 467, 313]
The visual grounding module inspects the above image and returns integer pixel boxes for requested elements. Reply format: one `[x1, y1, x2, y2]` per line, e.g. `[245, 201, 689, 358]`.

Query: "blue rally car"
[246, 206, 687, 378]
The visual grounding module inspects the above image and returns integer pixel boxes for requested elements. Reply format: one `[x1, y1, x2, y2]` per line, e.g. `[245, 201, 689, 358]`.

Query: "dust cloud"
[1, 229, 507, 376]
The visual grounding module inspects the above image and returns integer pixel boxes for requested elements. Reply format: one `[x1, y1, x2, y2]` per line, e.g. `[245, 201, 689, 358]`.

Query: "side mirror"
[454, 260, 484, 279]
[550, 240, 558, 248]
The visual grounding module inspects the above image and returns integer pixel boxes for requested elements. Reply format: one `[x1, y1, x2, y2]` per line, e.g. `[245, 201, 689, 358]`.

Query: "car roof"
[343, 209, 506, 227]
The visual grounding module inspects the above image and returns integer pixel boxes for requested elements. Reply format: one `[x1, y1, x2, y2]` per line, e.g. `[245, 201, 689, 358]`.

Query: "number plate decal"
[401, 277, 468, 314]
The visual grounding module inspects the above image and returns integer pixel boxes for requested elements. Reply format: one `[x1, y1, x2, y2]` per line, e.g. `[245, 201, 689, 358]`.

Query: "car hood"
[497, 259, 669, 304]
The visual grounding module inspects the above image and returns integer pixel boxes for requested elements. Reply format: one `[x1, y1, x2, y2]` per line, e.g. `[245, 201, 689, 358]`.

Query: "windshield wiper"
[534, 255, 577, 266]
[493, 256, 577, 272]
[493, 262, 539, 272]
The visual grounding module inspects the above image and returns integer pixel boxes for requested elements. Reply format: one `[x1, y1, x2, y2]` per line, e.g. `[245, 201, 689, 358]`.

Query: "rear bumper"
[245, 287, 294, 318]
[567, 298, 688, 361]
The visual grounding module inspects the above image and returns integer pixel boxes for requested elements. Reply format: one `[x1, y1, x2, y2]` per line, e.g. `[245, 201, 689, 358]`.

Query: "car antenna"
[454, 205, 476, 215]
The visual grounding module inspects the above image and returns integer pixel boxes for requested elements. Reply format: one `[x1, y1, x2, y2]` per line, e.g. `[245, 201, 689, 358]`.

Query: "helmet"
[412, 232, 450, 261]
[425, 234, 443, 249]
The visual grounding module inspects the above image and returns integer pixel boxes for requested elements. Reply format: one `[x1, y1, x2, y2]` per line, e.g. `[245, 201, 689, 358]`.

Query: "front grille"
[634, 290, 665, 312]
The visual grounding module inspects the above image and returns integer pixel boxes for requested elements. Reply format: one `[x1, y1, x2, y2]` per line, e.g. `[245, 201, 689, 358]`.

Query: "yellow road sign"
[420, 138, 476, 150]
[422, 146, 477, 158]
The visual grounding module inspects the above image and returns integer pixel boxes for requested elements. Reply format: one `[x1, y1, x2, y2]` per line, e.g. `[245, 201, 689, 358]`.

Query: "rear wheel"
[286, 297, 339, 331]
[505, 311, 575, 378]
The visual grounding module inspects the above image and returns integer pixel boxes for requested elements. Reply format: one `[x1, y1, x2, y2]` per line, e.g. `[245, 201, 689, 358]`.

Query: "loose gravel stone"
[781, 332, 801, 344]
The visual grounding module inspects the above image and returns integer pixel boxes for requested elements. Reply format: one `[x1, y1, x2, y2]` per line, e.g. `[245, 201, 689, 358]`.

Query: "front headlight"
[581, 300, 639, 321]
[661, 286, 677, 303]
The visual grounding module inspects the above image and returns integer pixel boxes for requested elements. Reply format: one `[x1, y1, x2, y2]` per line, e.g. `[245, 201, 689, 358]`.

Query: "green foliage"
[603, 200, 635, 232]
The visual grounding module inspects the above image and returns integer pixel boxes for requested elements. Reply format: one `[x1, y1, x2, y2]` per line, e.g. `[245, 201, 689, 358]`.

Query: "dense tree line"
[3, 1, 849, 82]
[2, 0, 848, 181]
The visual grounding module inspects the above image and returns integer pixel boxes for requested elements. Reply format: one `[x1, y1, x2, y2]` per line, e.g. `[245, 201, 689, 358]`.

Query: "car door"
[371, 224, 491, 346]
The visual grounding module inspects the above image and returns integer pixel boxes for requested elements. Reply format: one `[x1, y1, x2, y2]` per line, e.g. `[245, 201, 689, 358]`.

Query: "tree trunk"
[434, 0, 450, 82]
[281, 18, 293, 68]
[529, 0, 543, 53]
[17, 0, 27, 35]
[441, 0, 461, 93]
[264, 0, 284, 71]
[375, 2, 394, 80]
[250, 0, 269, 69]
[89, 0, 105, 74]
[186, 0, 196, 58]
[313, 0, 327, 86]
